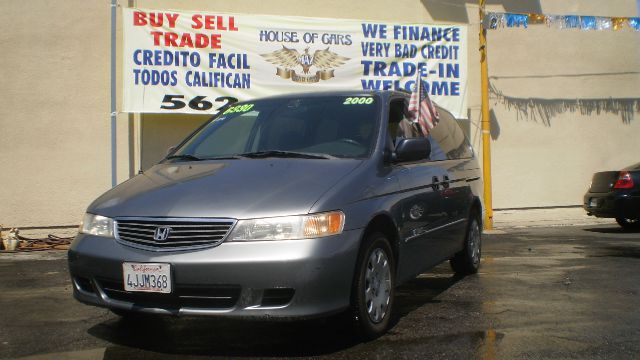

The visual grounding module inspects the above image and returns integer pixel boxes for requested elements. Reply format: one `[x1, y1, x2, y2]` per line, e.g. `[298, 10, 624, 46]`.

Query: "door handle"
[431, 176, 440, 191]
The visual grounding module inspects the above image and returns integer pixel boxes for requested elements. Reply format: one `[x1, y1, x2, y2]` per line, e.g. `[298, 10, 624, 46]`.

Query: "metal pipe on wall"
[110, 0, 117, 187]
[479, 0, 493, 230]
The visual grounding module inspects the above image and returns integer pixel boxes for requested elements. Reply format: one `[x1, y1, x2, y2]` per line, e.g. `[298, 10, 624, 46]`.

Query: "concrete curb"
[493, 207, 616, 229]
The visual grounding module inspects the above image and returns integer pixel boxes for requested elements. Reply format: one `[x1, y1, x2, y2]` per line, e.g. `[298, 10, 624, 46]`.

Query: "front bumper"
[583, 190, 640, 219]
[68, 230, 362, 319]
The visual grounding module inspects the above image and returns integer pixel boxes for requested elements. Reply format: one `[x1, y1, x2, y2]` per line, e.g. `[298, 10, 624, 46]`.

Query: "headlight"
[79, 213, 114, 237]
[229, 211, 345, 241]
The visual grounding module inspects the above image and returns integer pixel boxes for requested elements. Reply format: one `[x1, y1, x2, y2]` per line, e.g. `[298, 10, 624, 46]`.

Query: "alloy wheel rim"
[364, 247, 391, 323]
[468, 221, 481, 266]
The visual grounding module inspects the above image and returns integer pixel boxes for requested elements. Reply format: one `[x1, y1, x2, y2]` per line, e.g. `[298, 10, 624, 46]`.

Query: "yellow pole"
[479, 0, 493, 230]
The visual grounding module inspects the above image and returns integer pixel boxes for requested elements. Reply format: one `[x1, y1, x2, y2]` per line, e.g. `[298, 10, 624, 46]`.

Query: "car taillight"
[613, 171, 634, 189]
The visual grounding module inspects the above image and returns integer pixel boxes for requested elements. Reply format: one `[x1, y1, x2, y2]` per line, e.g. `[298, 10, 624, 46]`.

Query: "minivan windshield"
[171, 95, 379, 160]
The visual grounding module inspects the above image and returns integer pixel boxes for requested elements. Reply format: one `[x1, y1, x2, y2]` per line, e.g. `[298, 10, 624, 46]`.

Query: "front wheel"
[450, 215, 482, 275]
[352, 232, 395, 340]
[616, 217, 640, 230]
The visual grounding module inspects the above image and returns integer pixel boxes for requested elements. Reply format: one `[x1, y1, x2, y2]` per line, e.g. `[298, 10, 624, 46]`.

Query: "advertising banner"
[123, 8, 468, 118]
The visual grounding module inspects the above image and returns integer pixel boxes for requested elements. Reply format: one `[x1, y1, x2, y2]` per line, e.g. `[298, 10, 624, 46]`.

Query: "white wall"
[0, 1, 120, 227]
[487, 4, 640, 208]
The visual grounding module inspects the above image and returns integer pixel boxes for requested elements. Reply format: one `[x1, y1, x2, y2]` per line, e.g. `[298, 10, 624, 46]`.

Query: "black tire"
[616, 217, 640, 230]
[450, 214, 482, 275]
[351, 232, 395, 340]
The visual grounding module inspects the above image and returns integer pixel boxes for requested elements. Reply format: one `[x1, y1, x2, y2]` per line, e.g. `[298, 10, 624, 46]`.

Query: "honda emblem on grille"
[153, 226, 172, 241]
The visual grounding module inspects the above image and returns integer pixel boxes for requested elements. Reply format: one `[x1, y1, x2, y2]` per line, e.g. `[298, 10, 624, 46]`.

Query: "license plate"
[122, 262, 172, 293]
[589, 198, 598, 207]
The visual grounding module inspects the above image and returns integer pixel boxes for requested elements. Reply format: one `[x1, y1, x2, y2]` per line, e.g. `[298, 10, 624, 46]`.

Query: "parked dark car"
[584, 162, 640, 230]
[68, 90, 483, 339]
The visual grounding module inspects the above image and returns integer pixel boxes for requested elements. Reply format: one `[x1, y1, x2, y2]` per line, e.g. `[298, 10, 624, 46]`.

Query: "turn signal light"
[613, 171, 634, 189]
[303, 211, 345, 238]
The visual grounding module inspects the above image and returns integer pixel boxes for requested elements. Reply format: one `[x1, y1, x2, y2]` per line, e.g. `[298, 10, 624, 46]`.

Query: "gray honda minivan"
[69, 90, 483, 339]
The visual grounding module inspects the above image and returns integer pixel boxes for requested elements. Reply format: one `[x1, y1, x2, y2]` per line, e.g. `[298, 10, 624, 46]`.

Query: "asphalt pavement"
[1, 224, 639, 359]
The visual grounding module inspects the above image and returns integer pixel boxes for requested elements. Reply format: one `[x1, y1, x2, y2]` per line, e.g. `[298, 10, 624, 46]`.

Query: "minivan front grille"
[115, 217, 236, 251]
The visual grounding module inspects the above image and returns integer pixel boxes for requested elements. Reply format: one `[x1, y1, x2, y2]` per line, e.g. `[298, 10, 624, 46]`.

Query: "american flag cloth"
[408, 75, 439, 136]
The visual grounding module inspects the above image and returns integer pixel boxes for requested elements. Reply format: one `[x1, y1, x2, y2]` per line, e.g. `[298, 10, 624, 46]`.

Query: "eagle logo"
[261, 46, 350, 83]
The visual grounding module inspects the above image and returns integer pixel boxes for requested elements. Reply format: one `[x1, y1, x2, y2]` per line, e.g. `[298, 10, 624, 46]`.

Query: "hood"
[88, 158, 364, 219]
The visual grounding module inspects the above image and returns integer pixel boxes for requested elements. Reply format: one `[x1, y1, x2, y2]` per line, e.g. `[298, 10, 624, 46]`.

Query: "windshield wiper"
[165, 154, 243, 162]
[164, 154, 203, 162]
[238, 150, 333, 160]
[166, 154, 243, 162]
[201, 155, 241, 160]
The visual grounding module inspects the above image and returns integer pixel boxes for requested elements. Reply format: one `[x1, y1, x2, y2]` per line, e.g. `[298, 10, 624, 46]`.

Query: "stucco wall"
[0, 1, 116, 227]
[0, 0, 638, 228]
[487, 6, 640, 208]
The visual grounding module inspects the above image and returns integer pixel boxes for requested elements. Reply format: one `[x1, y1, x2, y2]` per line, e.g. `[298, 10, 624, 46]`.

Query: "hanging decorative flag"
[487, 12, 506, 29]
[484, 12, 640, 32]
[546, 15, 564, 29]
[528, 13, 546, 25]
[563, 15, 580, 29]
[611, 17, 626, 30]
[505, 13, 528, 28]
[580, 16, 597, 30]
[596, 17, 612, 30]
[628, 18, 640, 31]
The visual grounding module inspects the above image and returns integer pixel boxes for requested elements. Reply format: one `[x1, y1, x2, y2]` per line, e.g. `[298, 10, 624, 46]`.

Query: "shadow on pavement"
[88, 269, 461, 358]
[582, 226, 639, 234]
[587, 245, 640, 259]
[392, 272, 463, 320]
[90, 313, 357, 358]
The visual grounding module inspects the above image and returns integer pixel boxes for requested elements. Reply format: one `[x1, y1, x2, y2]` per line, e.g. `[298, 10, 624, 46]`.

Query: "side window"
[387, 98, 423, 144]
[428, 107, 474, 161]
[387, 99, 473, 162]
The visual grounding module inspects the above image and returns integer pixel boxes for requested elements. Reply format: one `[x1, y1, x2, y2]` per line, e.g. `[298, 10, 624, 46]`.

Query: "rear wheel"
[616, 217, 640, 230]
[351, 232, 395, 340]
[450, 214, 481, 275]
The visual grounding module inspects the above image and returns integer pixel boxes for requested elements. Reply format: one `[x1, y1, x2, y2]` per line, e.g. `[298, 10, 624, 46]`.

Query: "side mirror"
[166, 146, 177, 156]
[394, 138, 431, 163]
